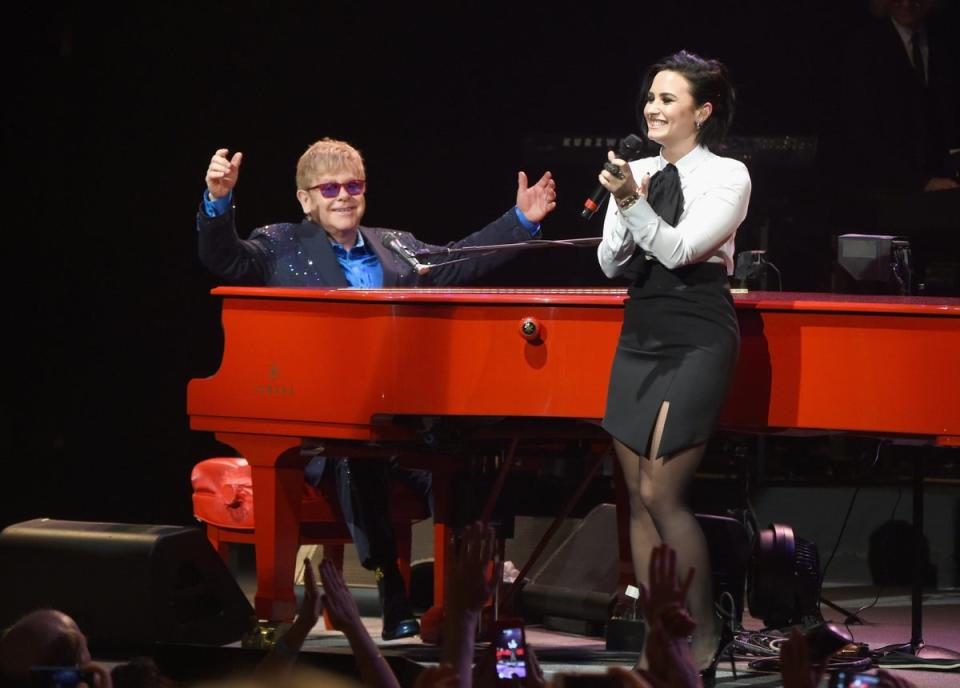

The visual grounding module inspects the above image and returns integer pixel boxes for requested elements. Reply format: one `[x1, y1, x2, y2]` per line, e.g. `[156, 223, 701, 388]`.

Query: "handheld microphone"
[580, 134, 645, 220]
[382, 232, 431, 275]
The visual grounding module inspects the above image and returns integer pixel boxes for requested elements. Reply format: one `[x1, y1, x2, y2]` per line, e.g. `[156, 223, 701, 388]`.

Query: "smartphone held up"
[494, 624, 527, 682]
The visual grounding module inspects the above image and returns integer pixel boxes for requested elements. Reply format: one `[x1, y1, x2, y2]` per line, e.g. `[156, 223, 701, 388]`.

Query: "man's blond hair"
[295, 138, 365, 190]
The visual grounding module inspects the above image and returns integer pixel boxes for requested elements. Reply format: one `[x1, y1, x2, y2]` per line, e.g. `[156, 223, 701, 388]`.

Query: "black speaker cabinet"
[0, 519, 255, 651]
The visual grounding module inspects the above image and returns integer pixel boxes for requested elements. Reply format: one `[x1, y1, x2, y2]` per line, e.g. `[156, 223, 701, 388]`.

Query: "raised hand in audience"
[474, 641, 545, 688]
[442, 521, 500, 688]
[318, 559, 401, 688]
[254, 556, 400, 688]
[637, 544, 699, 688]
[638, 543, 695, 627]
[446, 521, 499, 615]
[317, 558, 363, 633]
[641, 612, 699, 688]
[255, 556, 324, 677]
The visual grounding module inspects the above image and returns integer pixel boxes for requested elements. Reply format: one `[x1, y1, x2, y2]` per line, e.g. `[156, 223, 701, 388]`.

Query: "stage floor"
[236, 574, 960, 688]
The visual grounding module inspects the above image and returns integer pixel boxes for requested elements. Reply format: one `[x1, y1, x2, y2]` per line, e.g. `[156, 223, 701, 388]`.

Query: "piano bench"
[190, 457, 429, 627]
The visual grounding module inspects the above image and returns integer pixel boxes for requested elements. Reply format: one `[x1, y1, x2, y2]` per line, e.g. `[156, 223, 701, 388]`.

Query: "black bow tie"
[646, 163, 684, 226]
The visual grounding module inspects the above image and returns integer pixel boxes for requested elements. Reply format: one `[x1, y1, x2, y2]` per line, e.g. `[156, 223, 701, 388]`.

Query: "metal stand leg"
[876, 448, 960, 659]
[819, 596, 865, 625]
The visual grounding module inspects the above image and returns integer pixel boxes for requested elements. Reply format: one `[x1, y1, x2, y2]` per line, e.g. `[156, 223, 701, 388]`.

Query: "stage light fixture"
[747, 522, 823, 629]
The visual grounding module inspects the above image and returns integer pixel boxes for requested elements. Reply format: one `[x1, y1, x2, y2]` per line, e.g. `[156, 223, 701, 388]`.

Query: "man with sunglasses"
[196, 138, 557, 641]
[199, 138, 557, 286]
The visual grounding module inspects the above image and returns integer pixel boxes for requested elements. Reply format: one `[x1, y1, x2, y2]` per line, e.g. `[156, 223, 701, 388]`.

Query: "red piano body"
[187, 288, 960, 620]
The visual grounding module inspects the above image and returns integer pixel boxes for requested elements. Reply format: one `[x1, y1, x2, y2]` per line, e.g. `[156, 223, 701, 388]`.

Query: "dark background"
[3, 2, 958, 530]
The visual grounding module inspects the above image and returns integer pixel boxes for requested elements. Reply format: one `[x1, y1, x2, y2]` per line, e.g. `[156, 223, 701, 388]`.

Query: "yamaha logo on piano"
[253, 364, 295, 397]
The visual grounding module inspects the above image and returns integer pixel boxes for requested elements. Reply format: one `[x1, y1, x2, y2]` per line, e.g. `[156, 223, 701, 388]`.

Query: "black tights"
[614, 403, 718, 669]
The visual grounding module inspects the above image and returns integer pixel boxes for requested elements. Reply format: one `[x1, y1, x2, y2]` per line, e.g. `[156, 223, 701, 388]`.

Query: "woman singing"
[596, 50, 751, 674]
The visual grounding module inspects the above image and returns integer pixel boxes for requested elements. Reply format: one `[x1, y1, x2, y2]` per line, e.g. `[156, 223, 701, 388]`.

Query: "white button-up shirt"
[597, 144, 751, 277]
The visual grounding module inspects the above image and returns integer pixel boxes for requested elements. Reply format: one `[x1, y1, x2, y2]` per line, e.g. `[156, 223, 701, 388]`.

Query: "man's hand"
[206, 148, 243, 199]
[516, 171, 557, 225]
[318, 558, 365, 634]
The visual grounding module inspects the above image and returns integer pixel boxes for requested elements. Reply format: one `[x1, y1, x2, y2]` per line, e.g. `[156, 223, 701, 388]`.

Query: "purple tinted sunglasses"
[306, 179, 366, 198]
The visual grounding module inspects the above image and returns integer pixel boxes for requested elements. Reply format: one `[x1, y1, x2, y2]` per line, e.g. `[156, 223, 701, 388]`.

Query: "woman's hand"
[598, 150, 649, 201]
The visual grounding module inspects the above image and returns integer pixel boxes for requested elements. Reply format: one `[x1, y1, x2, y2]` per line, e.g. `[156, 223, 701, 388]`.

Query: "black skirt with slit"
[602, 260, 739, 459]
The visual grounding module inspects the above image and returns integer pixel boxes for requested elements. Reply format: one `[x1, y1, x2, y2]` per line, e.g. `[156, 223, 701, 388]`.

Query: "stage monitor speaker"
[517, 506, 749, 633]
[835, 233, 912, 294]
[0, 519, 255, 652]
[519, 504, 621, 634]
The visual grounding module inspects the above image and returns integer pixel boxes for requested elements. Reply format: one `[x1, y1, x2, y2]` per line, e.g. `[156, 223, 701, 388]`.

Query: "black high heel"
[698, 631, 731, 687]
[700, 597, 738, 687]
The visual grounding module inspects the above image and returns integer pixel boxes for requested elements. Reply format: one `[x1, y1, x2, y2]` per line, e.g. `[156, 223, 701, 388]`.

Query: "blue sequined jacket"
[197, 205, 535, 288]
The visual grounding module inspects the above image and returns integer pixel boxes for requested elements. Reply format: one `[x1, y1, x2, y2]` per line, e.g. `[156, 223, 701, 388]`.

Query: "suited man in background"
[832, 0, 957, 193]
[818, 0, 958, 293]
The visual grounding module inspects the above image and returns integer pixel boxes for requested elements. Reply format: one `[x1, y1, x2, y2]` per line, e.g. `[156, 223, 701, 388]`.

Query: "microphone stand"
[413, 237, 602, 267]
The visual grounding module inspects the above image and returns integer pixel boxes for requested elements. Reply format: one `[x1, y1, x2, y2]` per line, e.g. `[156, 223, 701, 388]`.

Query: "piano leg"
[421, 448, 518, 644]
[217, 432, 303, 622]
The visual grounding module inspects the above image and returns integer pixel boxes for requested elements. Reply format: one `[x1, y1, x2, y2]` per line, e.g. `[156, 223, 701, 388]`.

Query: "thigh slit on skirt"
[602, 261, 739, 460]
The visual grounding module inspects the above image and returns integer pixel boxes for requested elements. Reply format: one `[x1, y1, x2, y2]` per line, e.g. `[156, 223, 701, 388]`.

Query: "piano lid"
[209, 286, 960, 316]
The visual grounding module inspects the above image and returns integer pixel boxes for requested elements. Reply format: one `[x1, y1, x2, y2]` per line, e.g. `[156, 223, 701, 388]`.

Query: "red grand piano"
[187, 287, 960, 630]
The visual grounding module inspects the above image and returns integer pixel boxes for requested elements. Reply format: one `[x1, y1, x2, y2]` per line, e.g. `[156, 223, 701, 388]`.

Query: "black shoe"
[376, 566, 420, 641]
[382, 616, 420, 641]
[381, 592, 420, 640]
[701, 611, 737, 686]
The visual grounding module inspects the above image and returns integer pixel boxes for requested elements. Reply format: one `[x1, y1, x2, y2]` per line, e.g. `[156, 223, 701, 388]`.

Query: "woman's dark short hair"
[636, 50, 736, 149]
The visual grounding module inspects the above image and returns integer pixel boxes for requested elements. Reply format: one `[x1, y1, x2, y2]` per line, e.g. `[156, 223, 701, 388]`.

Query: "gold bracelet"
[617, 191, 642, 211]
